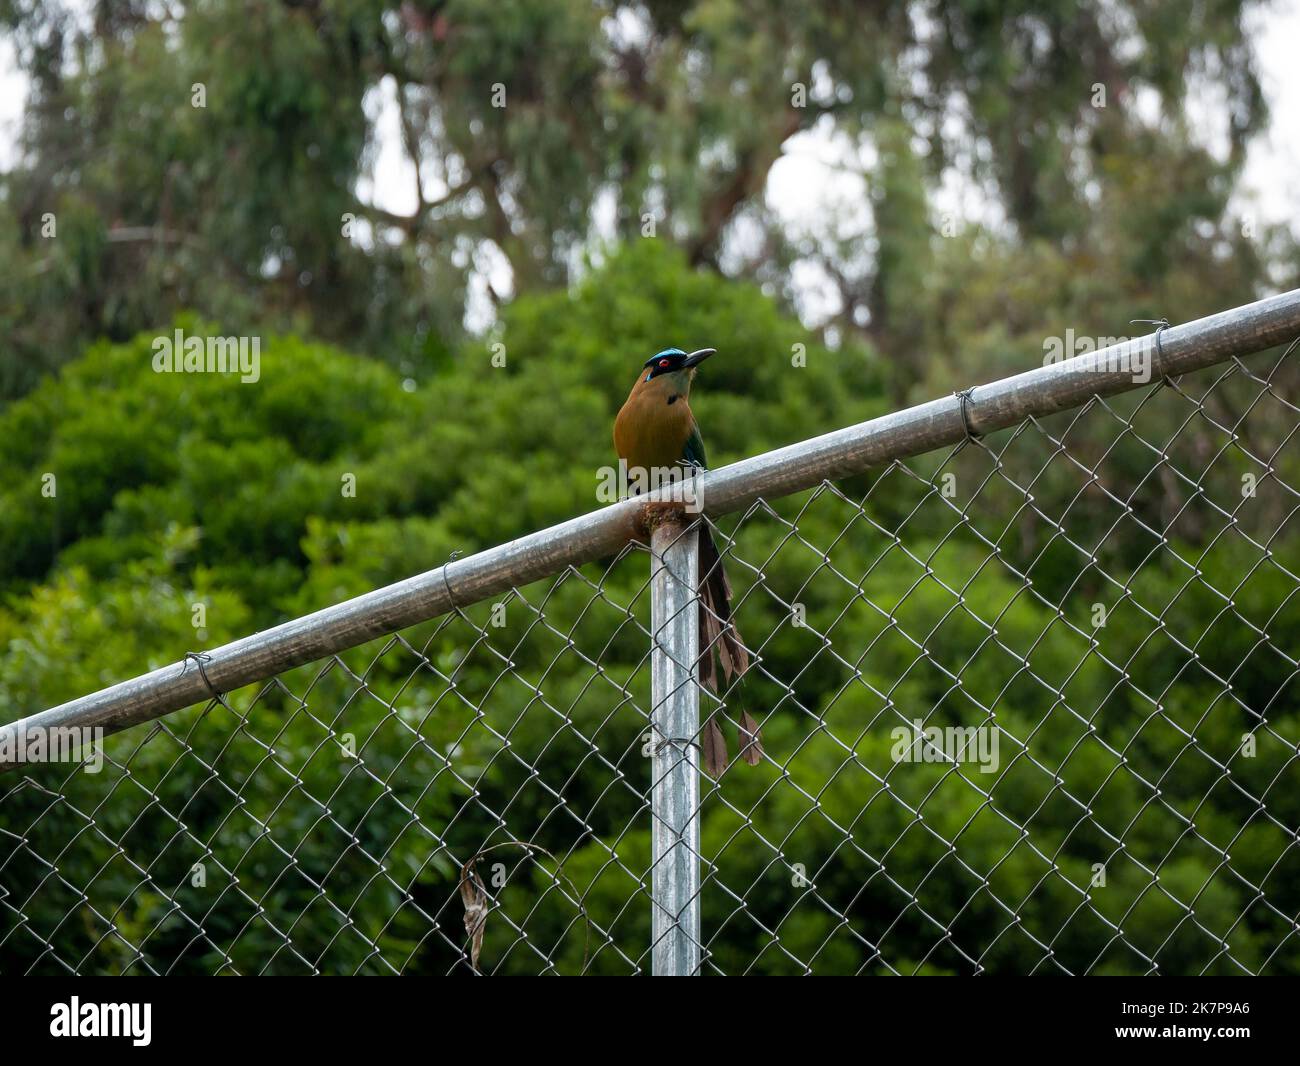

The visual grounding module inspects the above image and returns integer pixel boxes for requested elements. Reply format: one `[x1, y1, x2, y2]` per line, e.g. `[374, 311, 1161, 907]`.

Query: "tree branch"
[354, 177, 476, 236]
[688, 106, 805, 267]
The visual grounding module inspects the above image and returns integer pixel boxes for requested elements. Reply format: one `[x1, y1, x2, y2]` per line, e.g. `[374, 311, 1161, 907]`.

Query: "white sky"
[1239, 0, 1300, 224]
[3, 1, 1297, 330]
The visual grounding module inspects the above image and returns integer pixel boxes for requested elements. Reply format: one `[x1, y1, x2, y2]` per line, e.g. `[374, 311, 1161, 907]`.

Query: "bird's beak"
[682, 348, 716, 368]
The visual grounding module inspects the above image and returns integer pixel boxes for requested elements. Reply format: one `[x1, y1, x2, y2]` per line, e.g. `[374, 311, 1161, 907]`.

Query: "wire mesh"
[3, 340, 1300, 975]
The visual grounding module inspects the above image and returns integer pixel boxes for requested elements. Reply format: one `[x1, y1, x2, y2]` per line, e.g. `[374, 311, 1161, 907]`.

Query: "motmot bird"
[614, 347, 763, 776]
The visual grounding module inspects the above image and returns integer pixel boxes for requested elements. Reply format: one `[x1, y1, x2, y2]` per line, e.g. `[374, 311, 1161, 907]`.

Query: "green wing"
[683, 422, 708, 469]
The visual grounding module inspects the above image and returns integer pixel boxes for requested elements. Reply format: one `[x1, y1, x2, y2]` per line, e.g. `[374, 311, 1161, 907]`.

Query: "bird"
[613, 346, 763, 776]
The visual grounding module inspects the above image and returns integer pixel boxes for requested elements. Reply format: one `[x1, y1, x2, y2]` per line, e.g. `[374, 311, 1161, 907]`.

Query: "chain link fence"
[4, 297, 1300, 975]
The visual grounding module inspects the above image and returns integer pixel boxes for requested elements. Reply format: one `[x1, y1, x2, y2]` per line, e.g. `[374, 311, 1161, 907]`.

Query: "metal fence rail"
[3, 291, 1300, 974]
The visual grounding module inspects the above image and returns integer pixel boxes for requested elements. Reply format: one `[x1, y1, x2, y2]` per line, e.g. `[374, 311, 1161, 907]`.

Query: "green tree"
[1, 0, 1289, 400]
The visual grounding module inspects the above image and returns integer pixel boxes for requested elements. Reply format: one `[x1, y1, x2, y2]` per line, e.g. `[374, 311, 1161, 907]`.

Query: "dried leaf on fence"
[701, 716, 728, 777]
[459, 858, 489, 972]
[738, 710, 763, 766]
[454, 843, 592, 975]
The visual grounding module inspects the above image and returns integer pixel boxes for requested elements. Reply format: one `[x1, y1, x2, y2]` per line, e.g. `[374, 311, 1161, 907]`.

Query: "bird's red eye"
[658, 359, 670, 367]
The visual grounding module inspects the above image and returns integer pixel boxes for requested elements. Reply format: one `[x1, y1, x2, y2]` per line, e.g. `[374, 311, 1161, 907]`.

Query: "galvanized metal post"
[649, 515, 701, 976]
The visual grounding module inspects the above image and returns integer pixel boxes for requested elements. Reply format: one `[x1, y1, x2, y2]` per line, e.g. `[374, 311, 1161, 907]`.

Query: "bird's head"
[640, 347, 715, 386]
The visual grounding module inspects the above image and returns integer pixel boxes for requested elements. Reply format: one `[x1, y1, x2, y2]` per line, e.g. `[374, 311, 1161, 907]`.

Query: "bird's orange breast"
[613, 372, 696, 474]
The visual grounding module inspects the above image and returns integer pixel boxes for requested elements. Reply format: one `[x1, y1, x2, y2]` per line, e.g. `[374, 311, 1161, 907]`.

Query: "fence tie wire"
[954, 387, 980, 439]
[181, 651, 224, 702]
[653, 736, 701, 757]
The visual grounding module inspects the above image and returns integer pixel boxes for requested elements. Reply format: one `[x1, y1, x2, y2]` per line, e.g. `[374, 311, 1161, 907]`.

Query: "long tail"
[696, 522, 763, 776]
